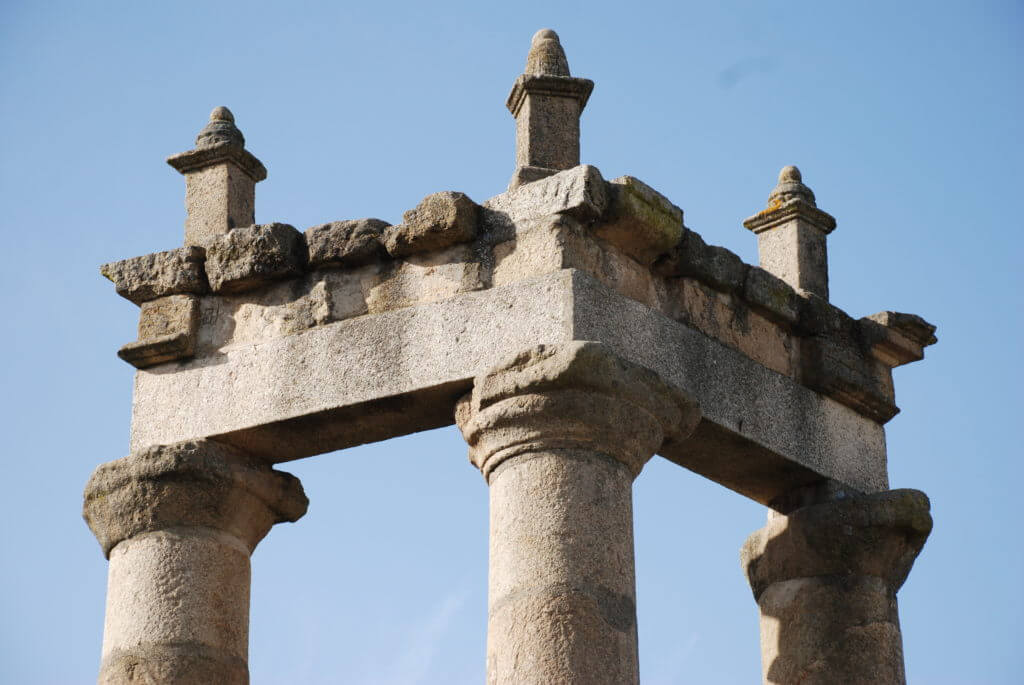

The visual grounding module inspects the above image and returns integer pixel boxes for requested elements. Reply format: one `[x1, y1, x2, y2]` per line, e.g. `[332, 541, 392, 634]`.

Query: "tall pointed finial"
[167, 107, 267, 247]
[506, 29, 593, 189]
[743, 165, 837, 299]
[525, 29, 570, 76]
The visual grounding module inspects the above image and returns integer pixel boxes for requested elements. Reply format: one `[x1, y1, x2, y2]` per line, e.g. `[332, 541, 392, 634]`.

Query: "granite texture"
[741, 489, 931, 684]
[204, 223, 306, 293]
[744, 166, 836, 300]
[384, 192, 478, 257]
[84, 439, 306, 685]
[596, 175, 684, 265]
[507, 31, 593, 181]
[306, 218, 388, 268]
[129, 269, 893, 502]
[101, 246, 207, 305]
[118, 294, 199, 369]
[167, 108, 266, 248]
[456, 342, 700, 684]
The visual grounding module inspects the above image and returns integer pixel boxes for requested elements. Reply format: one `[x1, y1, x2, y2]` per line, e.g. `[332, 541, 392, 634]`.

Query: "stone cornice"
[166, 142, 268, 182]
[506, 74, 594, 117]
[743, 198, 836, 235]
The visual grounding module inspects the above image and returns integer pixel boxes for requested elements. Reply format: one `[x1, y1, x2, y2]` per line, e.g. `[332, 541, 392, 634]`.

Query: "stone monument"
[85, 29, 937, 684]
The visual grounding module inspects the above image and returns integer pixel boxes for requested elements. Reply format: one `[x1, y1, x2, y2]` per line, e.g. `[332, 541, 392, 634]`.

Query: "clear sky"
[1, 1, 1021, 683]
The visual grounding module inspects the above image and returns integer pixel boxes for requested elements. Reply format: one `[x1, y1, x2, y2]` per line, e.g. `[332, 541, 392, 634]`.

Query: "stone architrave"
[740, 489, 932, 685]
[456, 342, 700, 684]
[83, 440, 307, 685]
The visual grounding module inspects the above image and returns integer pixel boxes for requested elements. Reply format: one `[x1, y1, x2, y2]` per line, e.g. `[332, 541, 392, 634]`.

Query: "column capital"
[456, 341, 700, 480]
[741, 489, 932, 600]
[83, 439, 308, 557]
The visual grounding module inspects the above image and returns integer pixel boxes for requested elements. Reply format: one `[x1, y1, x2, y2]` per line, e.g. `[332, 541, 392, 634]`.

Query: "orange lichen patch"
[757, 198, 783, 216]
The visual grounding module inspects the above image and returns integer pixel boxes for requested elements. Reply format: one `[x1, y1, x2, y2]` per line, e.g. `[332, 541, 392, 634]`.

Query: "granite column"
[83, 440, 308, 684]
[457, 341, 700, 684]
[740, 489, 932, 684]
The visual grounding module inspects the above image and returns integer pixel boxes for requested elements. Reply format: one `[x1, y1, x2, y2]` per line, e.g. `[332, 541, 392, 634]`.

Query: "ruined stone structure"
[85, 29, 937, 684]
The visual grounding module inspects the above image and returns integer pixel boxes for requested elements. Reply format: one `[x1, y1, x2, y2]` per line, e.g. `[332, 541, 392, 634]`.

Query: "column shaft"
[457, 341, 700, 685]
[487, 449, 638, 683]
[100, 529, 252, 684]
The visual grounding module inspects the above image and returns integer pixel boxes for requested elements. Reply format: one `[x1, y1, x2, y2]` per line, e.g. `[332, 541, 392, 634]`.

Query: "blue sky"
[1, 1, 1021, 682]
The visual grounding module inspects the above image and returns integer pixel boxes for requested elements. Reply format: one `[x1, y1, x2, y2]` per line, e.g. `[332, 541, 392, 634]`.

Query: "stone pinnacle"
[525, 28, 570, 76]
[768, 164, 816, 206]
[196, 105, 245, 149]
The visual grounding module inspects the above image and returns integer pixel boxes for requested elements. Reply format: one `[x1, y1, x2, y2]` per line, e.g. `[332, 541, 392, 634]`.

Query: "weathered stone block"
[867, 311, 937, 346]
[383, 192, 478, 257]
[796, 290, 858, 337]
[498, 164, 608, 224]
[367, 245, 485, 313]
[654, 229, 748, 293]
[743, 266, 802, 327]
[205, 223, 306, 293]
[596, 176, 683, 265]
[306, 218, 389, 268]
[100, 247, 207, 305]
[801, 334, 898, 423]
[665, 278, 795, 378]
[118, 294, 199, 369]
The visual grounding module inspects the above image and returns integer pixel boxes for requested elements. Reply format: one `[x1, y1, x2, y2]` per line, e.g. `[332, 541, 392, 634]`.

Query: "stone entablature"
[103, 163, 934, 427]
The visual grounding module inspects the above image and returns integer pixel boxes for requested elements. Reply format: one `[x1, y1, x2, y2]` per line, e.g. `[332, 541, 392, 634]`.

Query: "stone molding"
[456, 341, 700, 479]
[741, 489, 932, 600]
[505, 73, 594, 117]
[743, 198, 837, 236]
[167, 142, 267, 182]
[83, 439, 308, 557]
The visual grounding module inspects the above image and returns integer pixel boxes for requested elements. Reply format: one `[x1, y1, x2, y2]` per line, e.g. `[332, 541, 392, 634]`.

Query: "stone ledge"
[743, 197, 836, 235]
[118, 332, 194, 369]
[101, 247, 208, 306]
[166, 142, 267, 182]
[597, 176, 684, 265]
[118, 294, 199, 369]
[506, 73, 594, 117]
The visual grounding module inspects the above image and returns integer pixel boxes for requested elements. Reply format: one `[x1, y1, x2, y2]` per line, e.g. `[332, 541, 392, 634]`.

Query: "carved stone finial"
[525, 28, 570, 76]
[506, 29, 594, 189]
[743, 164, 837, 300]
[768, 165, 816, 207]
[167, 106, 267, 247]
[195, 105, 245, 149]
